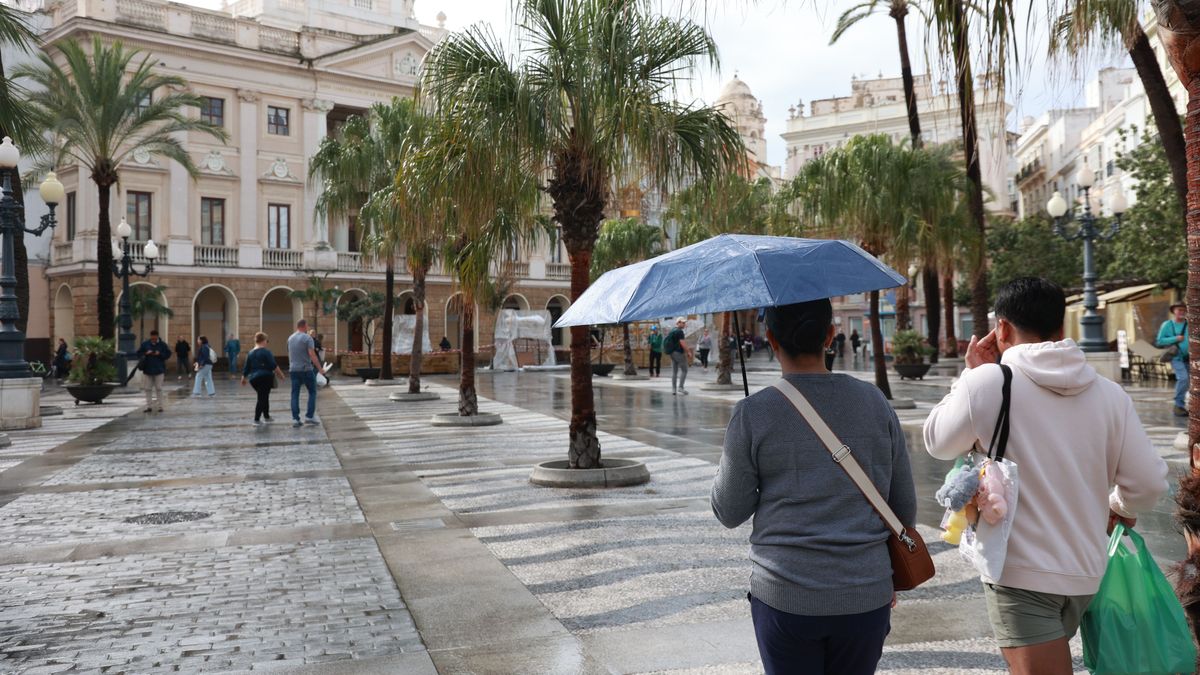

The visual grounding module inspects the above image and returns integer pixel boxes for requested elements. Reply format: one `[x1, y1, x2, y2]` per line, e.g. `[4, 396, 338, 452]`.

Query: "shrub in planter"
[892, 330, 933, 380]
[66, 336, 118, 403]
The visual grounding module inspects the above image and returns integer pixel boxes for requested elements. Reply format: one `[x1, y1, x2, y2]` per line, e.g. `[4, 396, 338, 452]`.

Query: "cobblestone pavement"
[0, 381, 430, 673]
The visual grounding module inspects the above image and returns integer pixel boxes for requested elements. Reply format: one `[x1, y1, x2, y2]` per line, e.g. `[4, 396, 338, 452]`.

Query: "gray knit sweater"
[711, 373, 918, 616]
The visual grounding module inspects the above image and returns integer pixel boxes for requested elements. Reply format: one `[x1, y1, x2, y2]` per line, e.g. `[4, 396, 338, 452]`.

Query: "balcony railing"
[336, 251, 386, 273]
[546, 262, 571, 280]
[124, 240, 165, 265]
[263, 248, 302, 270]
[191, 12, 236, 43]
[195, 244, 238, 268]
[115, 0, 165, 28]
[499, 260, 529, 279]
[52, 242, 73, 265]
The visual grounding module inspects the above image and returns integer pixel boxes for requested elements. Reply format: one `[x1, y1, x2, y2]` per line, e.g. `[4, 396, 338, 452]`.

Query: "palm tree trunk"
[1129, 23, 1188, 212]
[949, 1, 990, 340]
[621, 323, 636, 376]
[892, 8, 923, 149]
[716, 311, 733, 385]
[941, 271, 959, 358]
[895, 287, 911, 331]
[381, 260, 395, 379]
[408, 265, 427, 394]
[458, 296, 477, 416]
[568, 249, 601, 468]
[923, 264, 940, 364]
[869, 289, 892, 399]
[96, 180, 116, 340]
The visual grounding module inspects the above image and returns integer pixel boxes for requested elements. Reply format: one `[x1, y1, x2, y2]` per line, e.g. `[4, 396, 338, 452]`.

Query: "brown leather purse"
[774, 380, 935, 591]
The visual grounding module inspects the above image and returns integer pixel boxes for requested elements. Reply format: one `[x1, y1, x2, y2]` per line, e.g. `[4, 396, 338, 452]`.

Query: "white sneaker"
[680, 389, 689, 396]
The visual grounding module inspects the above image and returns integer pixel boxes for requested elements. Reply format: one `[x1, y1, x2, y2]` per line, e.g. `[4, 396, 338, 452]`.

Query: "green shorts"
[983, 583, 1095, 648]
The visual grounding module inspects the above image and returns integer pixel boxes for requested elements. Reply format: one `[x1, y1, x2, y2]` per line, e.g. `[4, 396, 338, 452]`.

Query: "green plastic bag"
[1081, 524, 1196, 674]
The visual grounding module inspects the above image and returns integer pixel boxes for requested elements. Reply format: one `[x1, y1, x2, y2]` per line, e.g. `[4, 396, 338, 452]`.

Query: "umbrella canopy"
[555, 234, 906, 327]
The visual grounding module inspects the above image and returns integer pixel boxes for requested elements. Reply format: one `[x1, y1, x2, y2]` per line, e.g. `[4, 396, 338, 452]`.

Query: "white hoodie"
[924, 339, 1169, 596]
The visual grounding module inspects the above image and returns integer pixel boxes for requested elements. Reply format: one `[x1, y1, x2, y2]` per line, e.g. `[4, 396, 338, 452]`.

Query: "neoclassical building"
[34, 0, 572, 361]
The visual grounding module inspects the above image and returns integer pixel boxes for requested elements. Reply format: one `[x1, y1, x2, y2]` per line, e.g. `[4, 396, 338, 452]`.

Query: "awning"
[1067, 283, 1161, 310]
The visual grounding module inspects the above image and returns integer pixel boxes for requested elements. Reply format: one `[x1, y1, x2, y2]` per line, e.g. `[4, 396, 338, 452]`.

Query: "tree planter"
[530, 458, 650, 488]
[390, 391, 441, 402]
[591, 363, 615, 377]
[430, 412, 503, 427]
[894, 363, 932, 380]
[355, 367, 381, 382]
[66, 383, 115, 405]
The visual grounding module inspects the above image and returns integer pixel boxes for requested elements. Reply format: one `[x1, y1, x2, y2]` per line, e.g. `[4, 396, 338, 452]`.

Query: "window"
[125, 191, 152, 241]
[201, 197, 225, 245]
[347, 214, 358, 253]
[65, 192, 76, 241]
[1106, 159, 1115, 177]
[136, 92, 152, 114]
[267, 106, 290, 135]
[268, 203, 290, 249]
[200, 97, 224, 126]
[549, 227, 563, 264]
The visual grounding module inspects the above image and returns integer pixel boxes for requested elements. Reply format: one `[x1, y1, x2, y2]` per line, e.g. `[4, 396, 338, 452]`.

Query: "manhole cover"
[123, 511, 211, 525]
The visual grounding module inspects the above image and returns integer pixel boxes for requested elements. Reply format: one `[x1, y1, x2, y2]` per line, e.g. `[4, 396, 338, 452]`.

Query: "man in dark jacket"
[137, 330, 172, 413]
[174, 338, 191, 380]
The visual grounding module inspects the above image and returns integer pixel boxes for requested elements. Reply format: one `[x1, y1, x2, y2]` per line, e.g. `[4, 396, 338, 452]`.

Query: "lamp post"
[112, 217, 158, 385]
[1045, 163, 1128, 353]
[0, 137, 64, 378]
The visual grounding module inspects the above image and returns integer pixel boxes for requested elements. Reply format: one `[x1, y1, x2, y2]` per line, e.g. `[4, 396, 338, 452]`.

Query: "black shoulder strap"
[986, 364, 1013, 462]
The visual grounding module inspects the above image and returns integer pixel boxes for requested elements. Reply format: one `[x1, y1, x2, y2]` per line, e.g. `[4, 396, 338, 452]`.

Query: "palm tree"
[290, 273, 342, 336]
[1050, 0, 1187, 212]
[0, 3, 39, 336]
[422, 0, 743, 468]
[127, 284, 173, 342]
[666, 173, 797, 386]
[590, 217, 667, 376]
[16, 38, 227, 340]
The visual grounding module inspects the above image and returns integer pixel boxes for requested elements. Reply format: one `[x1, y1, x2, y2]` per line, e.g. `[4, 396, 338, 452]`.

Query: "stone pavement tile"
[237, 651, 438, 674]
[878, 636, 1085, 673]
[43, 443, 341, 485]
[580, 618, 758, 674]
[426, 633, 602, 674]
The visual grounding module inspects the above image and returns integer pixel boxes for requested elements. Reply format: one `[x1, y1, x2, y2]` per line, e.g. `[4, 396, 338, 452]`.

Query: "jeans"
[1172, 357, 1189, 409]
[192, 365, 215, 396]
[290, 369, 317, 421]
[749, 595, 890, 675]
[143, 373, 165, 408]
[648, 351, 662, 377]
[670, 351, 689, 391]
[228, 353, 239, 374]
[251, 376, 273, 421]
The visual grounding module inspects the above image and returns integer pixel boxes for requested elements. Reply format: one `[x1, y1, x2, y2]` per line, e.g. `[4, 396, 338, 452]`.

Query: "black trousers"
[251, 376, 273, 421]
[698, 348, 710, 368]
[648, 351, 662, 376]
[750, 594, 890, 675]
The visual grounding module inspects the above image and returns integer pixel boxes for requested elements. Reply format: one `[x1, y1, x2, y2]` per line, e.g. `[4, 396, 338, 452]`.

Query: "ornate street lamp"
[112, 217, 158, 385]
[1045, 163, 1128, 352]
[0, 137, 64, 379]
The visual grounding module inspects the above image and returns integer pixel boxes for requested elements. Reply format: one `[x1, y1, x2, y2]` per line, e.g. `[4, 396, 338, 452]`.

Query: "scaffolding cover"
[492, 309, 556, 370]
[392, 314, 433, 353]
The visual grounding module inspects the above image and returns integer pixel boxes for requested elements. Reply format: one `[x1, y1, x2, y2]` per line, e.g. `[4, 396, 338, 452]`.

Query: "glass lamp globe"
[112, 239, 122, 259]
[116, 217, 132, 239]
[39, 172, 65, 206]
[1109, 190, 1128, 215]
[144, 239, 159, 260]
[1077, 164, 1095, 189]
[1046, 191, 1068, 218]
[0, 137, 19, 169]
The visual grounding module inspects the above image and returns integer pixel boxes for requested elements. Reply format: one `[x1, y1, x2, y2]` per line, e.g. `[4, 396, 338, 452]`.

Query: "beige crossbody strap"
[773, 379, 905, 538]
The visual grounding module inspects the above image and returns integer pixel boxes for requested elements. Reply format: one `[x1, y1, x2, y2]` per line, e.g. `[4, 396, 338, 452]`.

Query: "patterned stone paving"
[43, 443, 341, 485]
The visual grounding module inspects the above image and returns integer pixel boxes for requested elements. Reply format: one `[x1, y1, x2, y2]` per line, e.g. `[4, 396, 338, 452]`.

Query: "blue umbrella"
[554, 234, 906, 395]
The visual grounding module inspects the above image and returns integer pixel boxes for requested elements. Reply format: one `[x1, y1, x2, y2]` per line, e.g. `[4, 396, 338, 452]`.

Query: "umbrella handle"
[733, 312, 750, 397]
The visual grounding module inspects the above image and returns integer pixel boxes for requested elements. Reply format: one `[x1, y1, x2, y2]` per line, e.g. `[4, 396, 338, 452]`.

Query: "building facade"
[29, 0, 572, 363]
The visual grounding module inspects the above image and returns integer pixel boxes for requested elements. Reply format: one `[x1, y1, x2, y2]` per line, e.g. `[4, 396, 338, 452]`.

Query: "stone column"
[166, 129, 193, 266]
[237, 89, 262, 269]
[302, 98, 336, 271]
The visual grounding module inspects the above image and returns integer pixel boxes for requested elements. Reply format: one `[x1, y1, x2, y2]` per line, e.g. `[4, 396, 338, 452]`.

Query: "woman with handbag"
[241, 332, 287, 425]
[711, 298, 920, 675]
[1157, 302, 1189, 416]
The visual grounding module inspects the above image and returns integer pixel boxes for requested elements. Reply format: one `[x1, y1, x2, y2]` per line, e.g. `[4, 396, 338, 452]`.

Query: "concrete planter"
[390, 391, 441, 402]
[430, 412, 503, 427]
[530, 458, 651, 488]
[66, 383, 115, 406]
[894, 363, 932, 381]
[591, 363, 616, 377]
[610, 372, 648, 381]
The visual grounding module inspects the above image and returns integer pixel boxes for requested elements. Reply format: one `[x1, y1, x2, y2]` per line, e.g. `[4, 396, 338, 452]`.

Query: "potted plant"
[590, 326, 615, 377]
[65, 336, 118, 404]
[892, 329, 933, 380]
[341, 291, 385, 381]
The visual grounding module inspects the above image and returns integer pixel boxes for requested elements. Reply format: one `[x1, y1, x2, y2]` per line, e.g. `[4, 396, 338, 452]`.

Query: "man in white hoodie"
[924, 277, 1168, 675]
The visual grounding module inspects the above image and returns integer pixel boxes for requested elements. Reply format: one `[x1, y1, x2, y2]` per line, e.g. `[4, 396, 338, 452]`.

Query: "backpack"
[663, 329, 681, 354]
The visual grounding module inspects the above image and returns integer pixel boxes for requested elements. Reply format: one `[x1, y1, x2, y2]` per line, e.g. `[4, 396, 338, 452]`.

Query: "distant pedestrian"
[647, 325, 663, 377]
[137, 330, 172, 413]
[242, 331, 287, 425]
[289, 319, 327, 427]
[835, 330, 846, 357]
[697, 328, 713, 372]
[665, 317, 692, 395]
[225, 333, 241, 379]
[192, 336, 216, 397]
[309, 329, 325, 365]
[52, 337, 70, 380]
[712, 298, 917, 675]
[850, 330, 861, 358]
[1157, 302, 1189, 416]
[439, 336, 452, 351]
[174, 337, 191, 379]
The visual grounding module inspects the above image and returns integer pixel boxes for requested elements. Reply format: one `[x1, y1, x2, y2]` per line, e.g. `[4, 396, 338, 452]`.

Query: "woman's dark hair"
[765, 299, 833, 357]
[994, 277, 1065, 340]
[198, 335, 208, 344]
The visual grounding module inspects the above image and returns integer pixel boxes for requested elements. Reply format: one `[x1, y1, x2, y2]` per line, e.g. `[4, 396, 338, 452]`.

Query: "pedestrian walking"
[924, 277, 1168, 675]
[289, 319, 327, 427]
[224, 333, 241, 379]
[192, 336, 216, 396]
[174, 337, 191, 379]
[647, 325, 663, 377]
[439, 336, 452, 351]
[52, 337, 70, 380]
[697, 328, 713, 372]
[665, 317, 693, 395]
[137, 330, 172, 413]
[712, 298, 917, 675]
[309, 329, 325, 365]
[1157, 302, 1189, 416]
[241, 331, 287, 425]
[835, 330, 846, 357]
[850, 329, 862, 358]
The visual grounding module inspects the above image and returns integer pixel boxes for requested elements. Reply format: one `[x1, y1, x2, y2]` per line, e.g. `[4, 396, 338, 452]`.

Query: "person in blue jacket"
[137, 330, 172, 413]
[1157, 302, 1189, 416]
[192, 335, 216, 397]
[241, 331, 287, 425]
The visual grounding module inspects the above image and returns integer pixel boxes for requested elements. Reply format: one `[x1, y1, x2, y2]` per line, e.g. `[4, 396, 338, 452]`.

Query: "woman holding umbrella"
[711, 298, 918, 674]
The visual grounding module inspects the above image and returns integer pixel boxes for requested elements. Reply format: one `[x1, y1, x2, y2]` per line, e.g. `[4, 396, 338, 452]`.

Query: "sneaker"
[292, 421, 302, 428]
[253, 419, 263, 426]
[672, 390, 677, 396]
[1175, 406, 1188, 417]
[208, 393, 216, 397]
[144, 407, 152, 413]
[680, 389, 689, 396]
[263, 416, 273, 422]
[304, 418, 320, 426]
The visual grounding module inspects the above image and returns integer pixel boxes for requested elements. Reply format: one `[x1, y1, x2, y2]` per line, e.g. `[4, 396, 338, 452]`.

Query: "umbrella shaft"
[733, 312, 750, 397]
